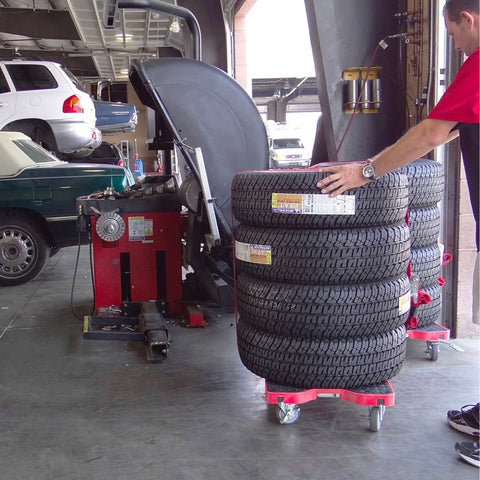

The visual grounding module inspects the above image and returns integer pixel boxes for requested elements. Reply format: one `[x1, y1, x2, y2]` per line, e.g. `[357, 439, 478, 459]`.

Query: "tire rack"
[265, 380, 395, 432]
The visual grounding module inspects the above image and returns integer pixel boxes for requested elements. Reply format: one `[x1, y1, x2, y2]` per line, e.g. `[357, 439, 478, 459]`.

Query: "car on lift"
[0, 58, 102, 159]
[70, 141, 125, 166]
[93, 100, 137, 133]
[0, 131, 134, 286]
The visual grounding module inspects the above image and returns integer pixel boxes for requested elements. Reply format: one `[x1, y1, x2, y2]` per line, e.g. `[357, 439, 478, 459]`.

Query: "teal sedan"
[0, 131, 134, 286]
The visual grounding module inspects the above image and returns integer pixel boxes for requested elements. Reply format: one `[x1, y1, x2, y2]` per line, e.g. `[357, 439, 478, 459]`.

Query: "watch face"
[363, 163, 375, 179]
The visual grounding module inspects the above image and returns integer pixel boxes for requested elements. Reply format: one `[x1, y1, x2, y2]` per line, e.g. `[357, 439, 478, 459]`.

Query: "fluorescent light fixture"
[115, 33, 133, 41]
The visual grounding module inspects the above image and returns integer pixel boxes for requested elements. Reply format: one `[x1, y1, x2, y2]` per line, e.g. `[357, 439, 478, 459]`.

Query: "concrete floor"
[0, 246, 478, 480]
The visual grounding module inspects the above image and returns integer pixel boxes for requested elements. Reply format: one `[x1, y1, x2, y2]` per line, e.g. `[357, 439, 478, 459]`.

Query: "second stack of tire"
[232, 169, 411, 389]
[398, 159, 445, 328]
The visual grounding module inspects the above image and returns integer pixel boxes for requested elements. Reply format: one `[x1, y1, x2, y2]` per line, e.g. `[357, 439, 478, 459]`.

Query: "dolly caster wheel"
[369, 405, 386, 432]
[276, 402, 301, 424]
[426, 341, 439, 361]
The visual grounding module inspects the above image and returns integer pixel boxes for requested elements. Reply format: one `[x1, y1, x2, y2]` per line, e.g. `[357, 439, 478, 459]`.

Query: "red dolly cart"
[406, 253, 452, 361]
[265, 380, 395, 432]
[407, 322, 450, 361]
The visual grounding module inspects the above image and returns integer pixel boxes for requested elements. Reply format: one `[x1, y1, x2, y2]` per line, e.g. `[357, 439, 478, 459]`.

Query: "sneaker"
[455, 442, 480, 468]
[447, 403, 479, 436]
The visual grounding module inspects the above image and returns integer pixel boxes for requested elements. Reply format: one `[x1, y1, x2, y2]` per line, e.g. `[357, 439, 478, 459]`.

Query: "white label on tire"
[271, 193, 355, 215]
[399, 291, 411, 315]
[235, 241, 272, 265]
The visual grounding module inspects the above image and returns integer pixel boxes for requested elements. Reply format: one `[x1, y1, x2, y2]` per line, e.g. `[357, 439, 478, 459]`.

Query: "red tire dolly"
[407, 322, 451, 361]
[406, 253, 452, 361]
[265, 380, 395, 432]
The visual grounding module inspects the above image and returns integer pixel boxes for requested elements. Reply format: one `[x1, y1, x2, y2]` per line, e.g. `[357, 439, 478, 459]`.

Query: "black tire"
[410, 244, 442, 288]
[415, 283, 442, 328]
[408, 206, 441, 249]
[237, 272, 411, 339]
[396, 159, 444, 208]
[235, 222, 410, 285]
[231, 169, 408, 228]
[237, 320, 407, 389]
[0, 213, 49, 286]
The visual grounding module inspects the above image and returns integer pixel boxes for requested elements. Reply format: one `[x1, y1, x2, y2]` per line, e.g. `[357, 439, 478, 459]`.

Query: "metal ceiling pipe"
[117, 0, 202, 60]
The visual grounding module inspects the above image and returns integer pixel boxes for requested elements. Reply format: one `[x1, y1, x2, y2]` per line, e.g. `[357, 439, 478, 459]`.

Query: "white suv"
[0, 58, 101, 158]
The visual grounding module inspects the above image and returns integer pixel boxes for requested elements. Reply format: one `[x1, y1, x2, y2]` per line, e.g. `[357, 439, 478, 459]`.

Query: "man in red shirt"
[317, 0, 479, 467]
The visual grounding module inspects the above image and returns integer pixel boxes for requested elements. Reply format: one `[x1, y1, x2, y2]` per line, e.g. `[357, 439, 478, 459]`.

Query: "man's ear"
[460, 11, 475, 28]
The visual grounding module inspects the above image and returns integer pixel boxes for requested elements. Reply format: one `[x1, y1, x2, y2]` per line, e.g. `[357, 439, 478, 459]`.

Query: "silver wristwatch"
[362, 162, 377, 181]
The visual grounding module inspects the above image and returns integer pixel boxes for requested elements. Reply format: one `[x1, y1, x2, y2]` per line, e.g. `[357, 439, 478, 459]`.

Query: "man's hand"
[316, 163, 369, 197]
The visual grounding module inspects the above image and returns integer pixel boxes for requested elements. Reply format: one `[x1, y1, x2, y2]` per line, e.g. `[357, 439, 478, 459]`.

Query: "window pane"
[273, 138, 304, 149]
[7, 64, 58, 91]
[0, 68, 10, 93]
[61, 66, 87, 93]
[13, 139, 60, 163]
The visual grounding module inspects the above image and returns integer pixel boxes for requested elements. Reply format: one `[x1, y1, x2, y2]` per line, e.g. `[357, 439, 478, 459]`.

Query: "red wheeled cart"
[407, 322, 450, 361]
[265, 380, 395, 432]
[406, 252, 452, 361]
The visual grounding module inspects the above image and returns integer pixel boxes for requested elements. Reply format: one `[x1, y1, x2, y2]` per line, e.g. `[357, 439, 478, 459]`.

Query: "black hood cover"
[129, 57, 269, 228]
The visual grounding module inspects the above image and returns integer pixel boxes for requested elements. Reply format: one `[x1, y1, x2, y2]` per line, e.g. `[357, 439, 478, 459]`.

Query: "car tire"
[408, 206, 441, 249]
[237, 272, 410, 339]
[231, 169, 408, 228]
[410, 244, 442, 288]
[415, 283, 442, 328]
[235, 222, 411, 285]
[0, 213, 49, 286]
[237, 319, 407, 389]
[396, 159, 444, 208]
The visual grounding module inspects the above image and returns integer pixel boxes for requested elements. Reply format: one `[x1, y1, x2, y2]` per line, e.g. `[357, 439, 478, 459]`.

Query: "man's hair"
[444, 0, 479, 22]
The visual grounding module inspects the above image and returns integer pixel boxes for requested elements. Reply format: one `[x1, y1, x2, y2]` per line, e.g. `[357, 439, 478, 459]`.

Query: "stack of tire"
[231, 169, 411, 390]
[398, 159, 445, 328]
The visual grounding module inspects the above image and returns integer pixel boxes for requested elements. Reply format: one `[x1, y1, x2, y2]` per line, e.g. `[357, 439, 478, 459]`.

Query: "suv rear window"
[60, 66, 87, 93]
[6, 64, 58, 91]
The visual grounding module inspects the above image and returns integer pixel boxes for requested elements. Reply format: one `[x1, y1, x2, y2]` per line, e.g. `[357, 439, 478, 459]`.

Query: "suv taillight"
[63, 95, 84, 113]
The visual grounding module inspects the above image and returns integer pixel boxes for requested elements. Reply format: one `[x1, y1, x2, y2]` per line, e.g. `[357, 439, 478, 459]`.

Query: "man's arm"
[316, 118, 459, 196]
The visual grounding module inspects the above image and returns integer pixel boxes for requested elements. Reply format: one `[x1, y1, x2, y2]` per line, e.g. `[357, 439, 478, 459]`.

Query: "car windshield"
[60, 66, 87, 93]
[273, 138, 304, 149]
[13, 139, 62, 164]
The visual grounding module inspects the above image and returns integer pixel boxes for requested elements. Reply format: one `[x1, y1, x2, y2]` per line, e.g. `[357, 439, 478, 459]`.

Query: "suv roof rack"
[0, 55, 47, 62]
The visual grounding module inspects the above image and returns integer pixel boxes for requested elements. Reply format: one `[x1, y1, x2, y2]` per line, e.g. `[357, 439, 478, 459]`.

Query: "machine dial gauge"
[95, 212, 126, 242]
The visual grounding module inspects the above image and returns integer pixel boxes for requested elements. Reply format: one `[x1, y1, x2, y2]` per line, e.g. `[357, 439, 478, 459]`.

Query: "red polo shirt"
[428, 46, 479, 123]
